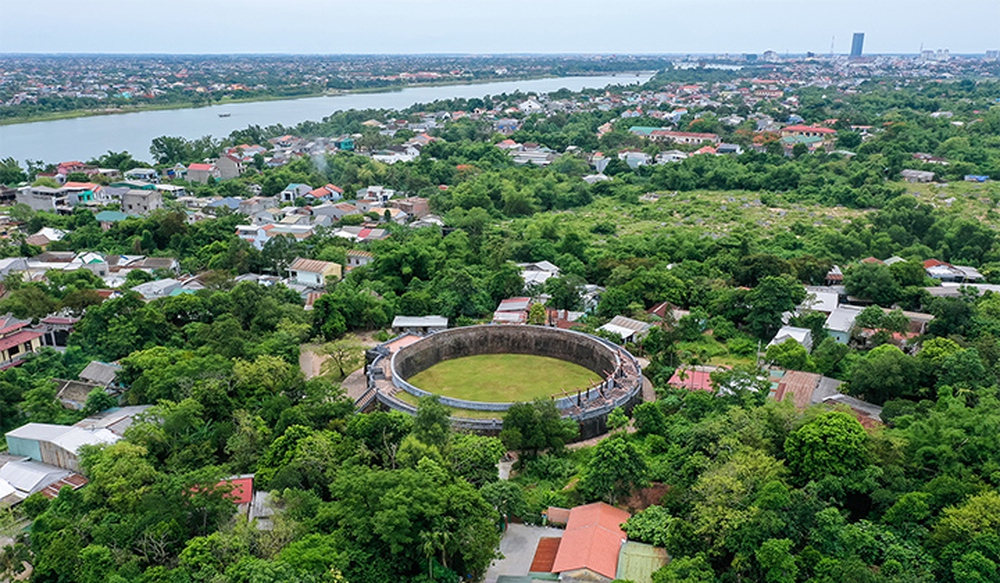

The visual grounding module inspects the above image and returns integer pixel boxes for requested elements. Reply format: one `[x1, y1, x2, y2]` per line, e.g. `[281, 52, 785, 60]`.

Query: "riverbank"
[0, 73, 654, 164]
[0, 72, 651, 127]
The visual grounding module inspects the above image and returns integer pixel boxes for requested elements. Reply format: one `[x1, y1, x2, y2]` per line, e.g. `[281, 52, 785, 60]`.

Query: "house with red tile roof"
[186, 163, 221, 184]
[550, 502, 631, 582]
[668, 369, 715, 392]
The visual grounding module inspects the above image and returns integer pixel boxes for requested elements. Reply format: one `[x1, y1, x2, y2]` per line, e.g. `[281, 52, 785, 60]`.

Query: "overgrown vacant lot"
[407, 354, 601, 402]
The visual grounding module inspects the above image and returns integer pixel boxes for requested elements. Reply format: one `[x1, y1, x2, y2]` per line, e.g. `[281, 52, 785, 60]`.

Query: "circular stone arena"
[371, 325, 644, 438]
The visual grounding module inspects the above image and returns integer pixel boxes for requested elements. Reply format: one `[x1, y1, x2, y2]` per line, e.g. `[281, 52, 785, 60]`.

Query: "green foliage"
[784, 412, 869, 481]
[581, 434, 648, 504]
[500, 399, 579, 459]
[766, 339, 814, 371]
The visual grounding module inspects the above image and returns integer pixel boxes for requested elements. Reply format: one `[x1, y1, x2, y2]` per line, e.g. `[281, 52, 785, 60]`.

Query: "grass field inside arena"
[407, 354, 602, 403]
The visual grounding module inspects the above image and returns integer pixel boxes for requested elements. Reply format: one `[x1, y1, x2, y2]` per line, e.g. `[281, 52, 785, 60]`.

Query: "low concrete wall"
[391, 325, 619, 410]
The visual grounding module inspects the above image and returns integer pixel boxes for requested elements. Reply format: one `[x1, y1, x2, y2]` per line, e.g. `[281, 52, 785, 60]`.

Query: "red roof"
[860, 256, 884, 264]
[188, 163, 214, 171]
[668, 369, 714, 392]
[62, 182, 99, 190]
[0, 319, 28, 337]
[217, 476, 253, 505]
[40, 316, 79, 325]
[923, 258, 947, 268]
[357, 228, 372, 239]
[550, 502, 631, 580]
[0, 330, 42, 353]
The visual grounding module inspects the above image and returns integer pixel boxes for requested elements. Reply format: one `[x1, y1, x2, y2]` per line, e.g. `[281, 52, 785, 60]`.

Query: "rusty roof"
[530, 537, 562, 573]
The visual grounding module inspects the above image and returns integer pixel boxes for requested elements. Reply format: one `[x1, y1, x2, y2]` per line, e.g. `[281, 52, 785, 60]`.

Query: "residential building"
[95, 210, 130, 231]
[287, 257, 342, 287]
[280, 183, 312, 203]
[332, 226, 389, 243]
[5, 423, 119, 472]
[518, 261, 560, 288]
[356, 185, 396, 204]
[493, 297, 532, 324]
[923, 259, 984, 283]
[549, 502, 632, 583]
[391, 315, 448, 335]
[130, 278, 183, 300]
[186, 163, 221, 184]
[213, 155, 244, 180]
[598, 315, 652, 343]
[123, 168, 159, 183]
[345, 249, 374, 269]
[0, 314, 43, 369]
[768, 325, 814, 352]
[121, 189, 163, 215]
[389, 197, 430, 218]
[618, 150, 651, 169]
[306, 184, 343, 202]
[824, 305, 865, 344]
[648, 130, 720, 145]
[655, 150, 688, 164]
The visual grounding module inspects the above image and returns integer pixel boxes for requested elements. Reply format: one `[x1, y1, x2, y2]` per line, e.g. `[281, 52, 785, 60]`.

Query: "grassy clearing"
[407, 354, 601, 403]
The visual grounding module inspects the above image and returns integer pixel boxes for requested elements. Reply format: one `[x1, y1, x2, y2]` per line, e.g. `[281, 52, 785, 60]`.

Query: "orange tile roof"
[550, 502, 630, 580]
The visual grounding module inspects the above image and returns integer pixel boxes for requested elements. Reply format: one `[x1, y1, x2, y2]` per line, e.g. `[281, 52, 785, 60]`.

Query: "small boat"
[218, 113, 231, 118]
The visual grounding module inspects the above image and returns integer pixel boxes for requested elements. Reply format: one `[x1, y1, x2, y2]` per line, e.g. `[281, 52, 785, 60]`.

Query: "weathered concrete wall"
[394, 325, 617, 381]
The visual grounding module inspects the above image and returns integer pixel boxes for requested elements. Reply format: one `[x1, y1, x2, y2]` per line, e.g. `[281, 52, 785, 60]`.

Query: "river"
[0, 74, 651, 165]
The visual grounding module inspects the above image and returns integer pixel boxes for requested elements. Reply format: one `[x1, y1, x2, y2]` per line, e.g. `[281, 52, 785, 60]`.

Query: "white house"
[280, 183, 313, 203]
[768, 325, 814, 352]
[287, 257, 342, 287]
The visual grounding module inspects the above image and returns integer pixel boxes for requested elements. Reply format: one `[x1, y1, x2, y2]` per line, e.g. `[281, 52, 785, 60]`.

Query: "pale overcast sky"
[1, 0, 997, 55]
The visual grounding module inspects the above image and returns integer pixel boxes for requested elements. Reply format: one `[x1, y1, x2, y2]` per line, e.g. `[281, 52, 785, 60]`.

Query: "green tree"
[82, 387, 116, 416]
[848, 344, 922, 404]
[581, 435, 648, 504]
[500, 399, 578, 459]
[448, 433, 506, 487]
[319, 335, 365, 379]
[527, 302, 547, 325]
[844, 262, 901, 306]
[413, 395, 451, 449]
[765, 339, 813, 371]
[784, 411, 868, 481]
[755, 538, 798, 583]
[746, 276, 807, 341]
[481, 480, 527, 527]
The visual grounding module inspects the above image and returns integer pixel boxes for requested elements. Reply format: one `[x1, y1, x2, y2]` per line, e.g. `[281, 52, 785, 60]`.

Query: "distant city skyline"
[1, 0, 997, 55]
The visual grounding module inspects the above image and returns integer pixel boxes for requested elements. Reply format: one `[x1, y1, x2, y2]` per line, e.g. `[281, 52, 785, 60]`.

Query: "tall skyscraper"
[851, 33, 865, 57]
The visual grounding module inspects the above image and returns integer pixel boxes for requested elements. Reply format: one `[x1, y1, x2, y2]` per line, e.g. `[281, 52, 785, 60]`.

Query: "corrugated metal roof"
[289, 257, 339, 275]
[824, 305, 864, 333]
[392, 316, 448, 328]
[0, 460, 70, 493]
[49, 427, 118, 453]
[616, 541, 669, 583]
[6, 423, 71, 442]
[79, 361, 121, 386]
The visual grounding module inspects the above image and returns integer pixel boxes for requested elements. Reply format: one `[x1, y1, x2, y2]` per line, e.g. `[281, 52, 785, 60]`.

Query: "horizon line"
[0, 51, 995, 58]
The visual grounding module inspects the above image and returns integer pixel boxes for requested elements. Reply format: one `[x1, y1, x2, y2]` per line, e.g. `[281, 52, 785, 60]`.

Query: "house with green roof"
[94, 210, 131, 231]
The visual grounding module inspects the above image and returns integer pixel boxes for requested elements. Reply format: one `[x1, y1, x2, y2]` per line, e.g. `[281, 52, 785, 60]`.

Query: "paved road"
[484, 523, 564, 583]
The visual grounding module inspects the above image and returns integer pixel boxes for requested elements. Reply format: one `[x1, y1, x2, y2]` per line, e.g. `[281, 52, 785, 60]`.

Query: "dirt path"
[299, 344, 327, 380]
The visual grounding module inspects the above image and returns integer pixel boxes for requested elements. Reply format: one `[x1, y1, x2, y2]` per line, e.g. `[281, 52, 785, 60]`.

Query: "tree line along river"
[0, 74, 651, 166]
